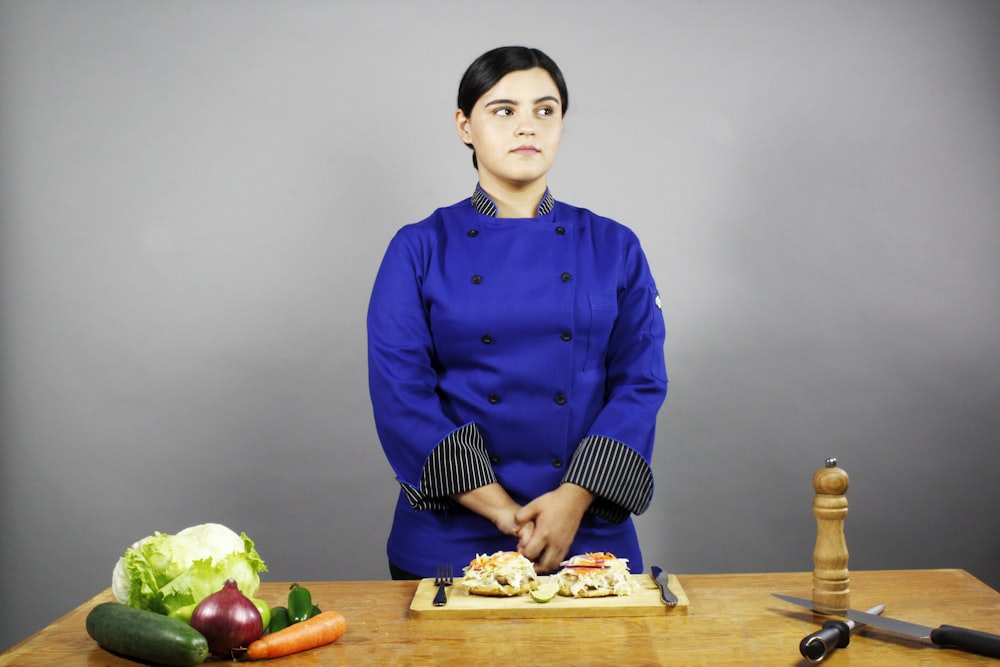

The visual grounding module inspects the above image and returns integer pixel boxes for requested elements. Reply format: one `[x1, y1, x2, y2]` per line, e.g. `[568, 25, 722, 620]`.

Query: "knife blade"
[773, 594, 1000, 659]
[650, 566, 678, 606]
[798, 603, 885, 663]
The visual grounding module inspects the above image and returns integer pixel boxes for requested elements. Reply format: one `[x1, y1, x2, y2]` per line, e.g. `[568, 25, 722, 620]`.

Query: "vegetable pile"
[88, 524, 347, 664]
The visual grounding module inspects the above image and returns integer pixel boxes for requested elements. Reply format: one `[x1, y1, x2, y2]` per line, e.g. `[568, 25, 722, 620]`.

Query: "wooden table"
[2, 570, 998, 666]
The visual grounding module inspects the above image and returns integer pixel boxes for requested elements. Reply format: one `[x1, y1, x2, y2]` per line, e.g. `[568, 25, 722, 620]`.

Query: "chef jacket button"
[467, 229, 479, 237]
[554, 393, 567, 405]
[471, 274, 484, 284]
[488, 393, 500, 404]
[490, 454, 501, 465]
[551, 457, 563, 468]
[555, 226, 566, 236]
[481, 334, 493, 344]
[560, 272, 572, 282]
[560, 330, 572, 341]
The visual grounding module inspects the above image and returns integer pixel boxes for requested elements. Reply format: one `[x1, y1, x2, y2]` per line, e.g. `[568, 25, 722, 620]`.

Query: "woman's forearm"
[452, 483, 523, 535]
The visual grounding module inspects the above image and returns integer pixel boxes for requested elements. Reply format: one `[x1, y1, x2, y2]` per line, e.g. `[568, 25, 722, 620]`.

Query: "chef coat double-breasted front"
[367, 188, 667, 577]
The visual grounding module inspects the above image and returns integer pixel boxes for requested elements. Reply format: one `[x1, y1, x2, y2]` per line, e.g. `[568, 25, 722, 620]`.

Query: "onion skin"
[189, 579, 264, 656]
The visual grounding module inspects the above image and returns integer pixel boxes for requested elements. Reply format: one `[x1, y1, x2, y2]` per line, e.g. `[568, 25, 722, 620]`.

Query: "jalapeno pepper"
[287, 583, 313, 624]
[267, 606, 290, 634]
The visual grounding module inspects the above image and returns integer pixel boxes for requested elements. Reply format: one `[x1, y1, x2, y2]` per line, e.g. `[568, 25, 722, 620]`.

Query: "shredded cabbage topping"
[555, 552, 635, 597]
[462, 551, 538, 594]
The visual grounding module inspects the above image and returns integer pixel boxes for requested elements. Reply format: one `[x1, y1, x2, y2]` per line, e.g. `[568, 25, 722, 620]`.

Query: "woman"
[367, 46, 667, 579]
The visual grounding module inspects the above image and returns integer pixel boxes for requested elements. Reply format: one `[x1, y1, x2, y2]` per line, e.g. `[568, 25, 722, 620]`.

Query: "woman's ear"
[455, 108, 472, 145]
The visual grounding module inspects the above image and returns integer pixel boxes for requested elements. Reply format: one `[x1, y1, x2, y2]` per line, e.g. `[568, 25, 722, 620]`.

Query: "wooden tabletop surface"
[2, 569, 998, 666]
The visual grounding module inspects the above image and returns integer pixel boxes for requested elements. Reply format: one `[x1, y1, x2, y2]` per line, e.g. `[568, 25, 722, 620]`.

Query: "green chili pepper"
[309, 603, 322, 619]
[267, 606, 290, 634]
[287, 583, 313, 624]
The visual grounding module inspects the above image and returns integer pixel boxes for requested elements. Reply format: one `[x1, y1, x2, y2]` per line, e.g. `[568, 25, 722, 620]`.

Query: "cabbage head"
[111, 523, 267, 616]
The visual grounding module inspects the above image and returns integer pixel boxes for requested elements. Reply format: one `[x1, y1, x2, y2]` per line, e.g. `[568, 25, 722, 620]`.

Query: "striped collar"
[471, 184, 555, 218]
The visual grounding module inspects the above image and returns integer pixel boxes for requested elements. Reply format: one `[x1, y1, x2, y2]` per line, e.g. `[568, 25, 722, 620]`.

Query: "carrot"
[246, 610, 346, 659]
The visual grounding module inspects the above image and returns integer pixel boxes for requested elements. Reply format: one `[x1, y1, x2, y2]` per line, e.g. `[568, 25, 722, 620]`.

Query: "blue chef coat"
[367, 189, 667, 577]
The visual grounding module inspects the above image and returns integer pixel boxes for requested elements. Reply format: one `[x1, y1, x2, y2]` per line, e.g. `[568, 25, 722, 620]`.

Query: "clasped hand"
[454, 482, 595, 573]
[514, 483, 594, 573]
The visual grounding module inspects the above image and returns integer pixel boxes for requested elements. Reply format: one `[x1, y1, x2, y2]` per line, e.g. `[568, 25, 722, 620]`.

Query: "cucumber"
[86, 602, 209, 666]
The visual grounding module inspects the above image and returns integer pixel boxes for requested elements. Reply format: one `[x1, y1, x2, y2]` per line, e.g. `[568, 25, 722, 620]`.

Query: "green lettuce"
[111, 523, 267, 616]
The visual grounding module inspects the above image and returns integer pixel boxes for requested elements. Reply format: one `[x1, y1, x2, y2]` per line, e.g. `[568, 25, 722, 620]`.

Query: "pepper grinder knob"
[812, 458, 850, 615]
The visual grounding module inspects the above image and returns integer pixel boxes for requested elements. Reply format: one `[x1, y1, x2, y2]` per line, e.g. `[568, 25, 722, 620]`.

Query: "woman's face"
[456, 67, 564, 193]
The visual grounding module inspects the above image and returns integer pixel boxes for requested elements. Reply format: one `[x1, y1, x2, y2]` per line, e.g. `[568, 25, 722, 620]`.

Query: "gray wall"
[2, 0, 998, 652]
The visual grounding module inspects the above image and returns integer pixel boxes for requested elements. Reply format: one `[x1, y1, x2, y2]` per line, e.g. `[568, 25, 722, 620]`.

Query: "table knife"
[797, 603, 885, 663]
[773, 594, 1000, 659]
[650, 566, 678, 606]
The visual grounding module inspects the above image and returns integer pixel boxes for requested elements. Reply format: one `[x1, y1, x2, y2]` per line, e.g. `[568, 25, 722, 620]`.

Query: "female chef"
[367, 46, 667, 579]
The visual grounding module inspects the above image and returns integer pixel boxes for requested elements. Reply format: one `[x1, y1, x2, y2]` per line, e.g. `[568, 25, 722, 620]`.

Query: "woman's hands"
[454, 481, 595, 573]
[515, 483, 594, 573]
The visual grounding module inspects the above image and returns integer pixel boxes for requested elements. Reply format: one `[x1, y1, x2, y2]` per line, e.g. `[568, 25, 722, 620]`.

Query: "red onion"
[189, 579, 263, 656]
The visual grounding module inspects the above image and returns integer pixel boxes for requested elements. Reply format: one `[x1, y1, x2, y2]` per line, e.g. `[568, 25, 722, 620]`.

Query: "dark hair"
[457, 46, 569, 168]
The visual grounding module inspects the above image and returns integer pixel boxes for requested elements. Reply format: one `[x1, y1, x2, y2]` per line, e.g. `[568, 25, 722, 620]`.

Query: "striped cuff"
[400, 423, 497, 511]
[562, 435, 654, 523]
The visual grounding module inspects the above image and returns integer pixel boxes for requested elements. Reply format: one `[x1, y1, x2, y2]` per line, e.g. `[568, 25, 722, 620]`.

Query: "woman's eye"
[537, 106, 555, 117]
[493, 107, 513, 117]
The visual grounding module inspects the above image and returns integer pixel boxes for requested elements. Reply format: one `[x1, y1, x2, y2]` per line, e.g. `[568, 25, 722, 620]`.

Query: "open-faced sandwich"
[462, 550, 539, 597]
[554, 552, 635, 598]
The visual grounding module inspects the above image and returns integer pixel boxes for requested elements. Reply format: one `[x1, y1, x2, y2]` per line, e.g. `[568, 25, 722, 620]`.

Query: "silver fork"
[432, 562, 453, 606]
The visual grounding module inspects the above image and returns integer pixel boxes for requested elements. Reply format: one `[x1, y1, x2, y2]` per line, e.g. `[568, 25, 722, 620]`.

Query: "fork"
[432, 562, 453, 606]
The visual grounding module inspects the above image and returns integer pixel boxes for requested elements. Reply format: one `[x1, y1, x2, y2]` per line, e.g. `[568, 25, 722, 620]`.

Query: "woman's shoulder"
[381, 200, 478, 260]
[553, 201, 639, 240]
[396, 198, 476, 235]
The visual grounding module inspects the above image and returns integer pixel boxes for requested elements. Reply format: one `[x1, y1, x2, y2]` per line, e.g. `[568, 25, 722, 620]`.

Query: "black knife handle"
[930, 625, 1000, 658]
[799, 620, 851, 663]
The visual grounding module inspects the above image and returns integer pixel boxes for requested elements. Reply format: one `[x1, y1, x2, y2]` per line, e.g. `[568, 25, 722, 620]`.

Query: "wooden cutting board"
[410, 573, 688, 618]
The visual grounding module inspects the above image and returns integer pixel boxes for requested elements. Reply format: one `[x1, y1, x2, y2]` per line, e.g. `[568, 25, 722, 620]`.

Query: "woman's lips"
[512, 145, 540, 156]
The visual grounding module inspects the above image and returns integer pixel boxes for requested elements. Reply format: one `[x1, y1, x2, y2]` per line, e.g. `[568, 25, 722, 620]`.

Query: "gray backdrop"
[2, 0, 998, 652]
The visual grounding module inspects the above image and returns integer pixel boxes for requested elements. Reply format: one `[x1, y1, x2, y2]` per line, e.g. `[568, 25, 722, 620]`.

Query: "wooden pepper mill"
[812, 457, 850, 615]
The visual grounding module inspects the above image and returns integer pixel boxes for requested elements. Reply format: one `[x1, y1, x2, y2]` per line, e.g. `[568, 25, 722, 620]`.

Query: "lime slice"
[530, 579, 559, 603]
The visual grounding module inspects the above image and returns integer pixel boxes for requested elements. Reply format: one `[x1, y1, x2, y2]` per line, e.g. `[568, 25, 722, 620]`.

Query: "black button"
[560, 331, 572, 341]
[560, 272, 572, 282]
[481, 334, 493, 344]
[555, 226, 566, 236]
[490, 454, 501, 465]
[471, 274, 484, 284]
[552, 457, 563, 468]
[468, 229, 479, 237]
[554, 393, 567, 405]
[488, 393, 500, 404]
